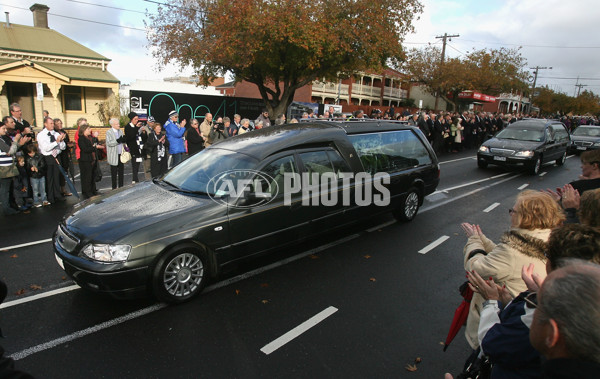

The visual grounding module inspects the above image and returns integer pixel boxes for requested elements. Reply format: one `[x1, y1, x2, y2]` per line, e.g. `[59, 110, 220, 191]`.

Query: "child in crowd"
[25, 144, 48, 207]
[13, 156, 30, 210]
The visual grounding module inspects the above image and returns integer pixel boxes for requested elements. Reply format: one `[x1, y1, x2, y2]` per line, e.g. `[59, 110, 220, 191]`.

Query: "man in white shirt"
[37, 117, 66, 203]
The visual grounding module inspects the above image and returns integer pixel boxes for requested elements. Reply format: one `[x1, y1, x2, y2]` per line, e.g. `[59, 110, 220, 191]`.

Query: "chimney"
[30, 3, 50, 28]
[5, 12, 10, 27]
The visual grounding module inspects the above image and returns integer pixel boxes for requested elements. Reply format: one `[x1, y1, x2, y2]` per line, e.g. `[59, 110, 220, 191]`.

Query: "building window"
[63, 86, 84, 111]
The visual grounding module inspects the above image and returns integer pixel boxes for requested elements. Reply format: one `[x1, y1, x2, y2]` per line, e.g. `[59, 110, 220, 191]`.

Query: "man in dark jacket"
[125, 112, 145, 184]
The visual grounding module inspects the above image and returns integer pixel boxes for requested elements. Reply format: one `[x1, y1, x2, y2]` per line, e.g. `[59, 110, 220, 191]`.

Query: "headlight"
[594, 142, 600, 147]
[515, 150, 534, 157]
[82, 244, 131, 262]
[478, 146, 489, 153]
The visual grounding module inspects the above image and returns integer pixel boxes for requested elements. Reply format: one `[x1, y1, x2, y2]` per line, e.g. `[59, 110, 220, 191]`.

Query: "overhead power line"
[460, 39, 600, 49]
[0, 3, 146, 32]
[65, 0, 146, 14]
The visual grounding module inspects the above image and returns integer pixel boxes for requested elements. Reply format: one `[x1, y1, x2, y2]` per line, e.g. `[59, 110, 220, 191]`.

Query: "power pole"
[434, 33, 459, 111]
[530, 66, 552, 96]
[575, 83, 588, 97]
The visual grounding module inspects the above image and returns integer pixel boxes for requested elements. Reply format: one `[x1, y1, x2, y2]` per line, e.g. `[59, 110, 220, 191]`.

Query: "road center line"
[260, 306, 338, 355]
[418, 235, 450, 255]
[432, 172, 512, 194]
[518, 183, 529, 190]
[439, 156, 476, 164]
[483, 203, 500, 213]
[1, 239, 52, 251]
[0, 285, 79, 309]
[9, 303, 168, 361]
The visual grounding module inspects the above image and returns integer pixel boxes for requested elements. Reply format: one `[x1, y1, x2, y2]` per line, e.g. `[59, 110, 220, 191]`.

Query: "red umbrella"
[443, 281, 474, 351]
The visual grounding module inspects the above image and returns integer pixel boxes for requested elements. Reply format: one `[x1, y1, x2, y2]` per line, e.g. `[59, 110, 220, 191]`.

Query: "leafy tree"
[147, 0, 423, 118]
[534, 86, 600, 116]
[403, 46, 529, 110]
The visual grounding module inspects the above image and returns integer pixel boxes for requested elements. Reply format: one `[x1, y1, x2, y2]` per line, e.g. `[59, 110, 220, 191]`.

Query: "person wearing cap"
[124, 112, 145, 184]
[164, 110, 187, 168]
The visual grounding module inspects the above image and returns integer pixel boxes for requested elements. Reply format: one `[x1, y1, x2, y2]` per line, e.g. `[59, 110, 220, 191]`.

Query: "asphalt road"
[0, 150, 583, 378]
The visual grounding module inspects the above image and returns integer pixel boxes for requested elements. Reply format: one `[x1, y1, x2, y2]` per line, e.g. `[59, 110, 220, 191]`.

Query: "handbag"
[120, 144, 131, 164]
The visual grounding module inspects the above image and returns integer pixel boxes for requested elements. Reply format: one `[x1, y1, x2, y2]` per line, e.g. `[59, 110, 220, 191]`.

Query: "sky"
[2, 0, 599, 96]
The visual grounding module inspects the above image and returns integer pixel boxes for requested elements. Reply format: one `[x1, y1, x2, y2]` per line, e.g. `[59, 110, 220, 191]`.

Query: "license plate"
[55, 253, 65, 270]
[577, 146, 587, 150]
[493, 156, 507, 161]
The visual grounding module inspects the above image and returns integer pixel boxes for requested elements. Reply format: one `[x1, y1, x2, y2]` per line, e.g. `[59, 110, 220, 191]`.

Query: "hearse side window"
[348, 130, 432, 174]
[299, 151, 335, 185]
[552, 125, 569, 142]
[258, 155, 297, 197]
[326, 150, 351, 176]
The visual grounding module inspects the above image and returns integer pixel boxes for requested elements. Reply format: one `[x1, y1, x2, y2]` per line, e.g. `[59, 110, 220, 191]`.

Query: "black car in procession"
[568, 125, 600, 154]
[53, 121, 440, 303]
[477, 119, 570, 175]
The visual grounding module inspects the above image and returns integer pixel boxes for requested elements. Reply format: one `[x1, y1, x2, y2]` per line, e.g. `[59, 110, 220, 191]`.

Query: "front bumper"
[54, 240, 150, 297]
[477, 153, 535, 168]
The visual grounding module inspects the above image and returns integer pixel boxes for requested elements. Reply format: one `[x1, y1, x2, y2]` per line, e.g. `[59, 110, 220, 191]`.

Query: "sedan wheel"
[556, 151, 567, 166]
[153, 248, 206, 303]
[393, 187, 420, 222]
[529, 157, 542, 175]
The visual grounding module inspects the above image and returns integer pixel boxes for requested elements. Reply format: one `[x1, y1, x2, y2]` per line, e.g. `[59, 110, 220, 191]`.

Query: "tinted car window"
[164, 148, 258, 193]
[299, 151, 335, 185]
[572, 127, 600, 137]
[348, 130, 432, 173]
[258, 155, 297, 197]
[496, 126, 545, 142]
[327, 150, 351, 176]
[552, 125, 569, 142]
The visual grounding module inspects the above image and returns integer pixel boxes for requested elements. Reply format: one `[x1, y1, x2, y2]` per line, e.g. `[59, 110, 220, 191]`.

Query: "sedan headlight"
[515, 150, 534, 157]
[478, 146, 489, 153]
[82, 244, 131, 262]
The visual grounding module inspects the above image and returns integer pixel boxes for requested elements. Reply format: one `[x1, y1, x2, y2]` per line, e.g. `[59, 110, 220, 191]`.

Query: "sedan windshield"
[162, 149, 258, 194]
[496, 127, 545, 142]
[572, 127, 600, 137]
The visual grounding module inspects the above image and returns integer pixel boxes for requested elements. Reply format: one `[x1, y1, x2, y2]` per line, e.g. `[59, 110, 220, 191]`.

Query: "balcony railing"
[312, 82, 349, 96]
[383, 87, 407, 99]
[352, 85, 381, 97]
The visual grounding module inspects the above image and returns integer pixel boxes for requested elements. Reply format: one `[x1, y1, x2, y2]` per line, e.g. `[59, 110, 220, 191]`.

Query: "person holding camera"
[209, 116, 230, 145]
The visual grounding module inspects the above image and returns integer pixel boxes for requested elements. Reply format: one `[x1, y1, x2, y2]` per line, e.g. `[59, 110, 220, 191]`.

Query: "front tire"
[556, 151, 566, 166]
[477, 159, 488, 169]
[152, 246, 207, 303]
[529, 156, 542, 175]
[393, 187, 421, 222]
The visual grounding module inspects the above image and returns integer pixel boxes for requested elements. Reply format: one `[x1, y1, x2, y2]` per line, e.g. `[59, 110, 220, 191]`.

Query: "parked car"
[568, 125, 600, 154]
[53, 121, 439, 303]
[477, 119, 570, 175]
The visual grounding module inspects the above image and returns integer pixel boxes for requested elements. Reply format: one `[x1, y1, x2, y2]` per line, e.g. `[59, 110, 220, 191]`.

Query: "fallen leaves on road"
[15, 289, 26, 296]
[29, 284, 42, 290]
[10, 254, 18, 258]
[309, 254, 319, 259]
[261, 299, 269, 304]
[369, 277, 376, 282]
[363, 255, 371, 259]
[260, 283, 269, 288]
[404, 357, 422, 372]
[235, 289, 240, 295]
[61, 276, 67, 281]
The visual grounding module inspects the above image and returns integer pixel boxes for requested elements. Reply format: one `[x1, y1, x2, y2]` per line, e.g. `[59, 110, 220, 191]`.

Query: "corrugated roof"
[0, 58, 119, 83]
[0, 22, 109, 61]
